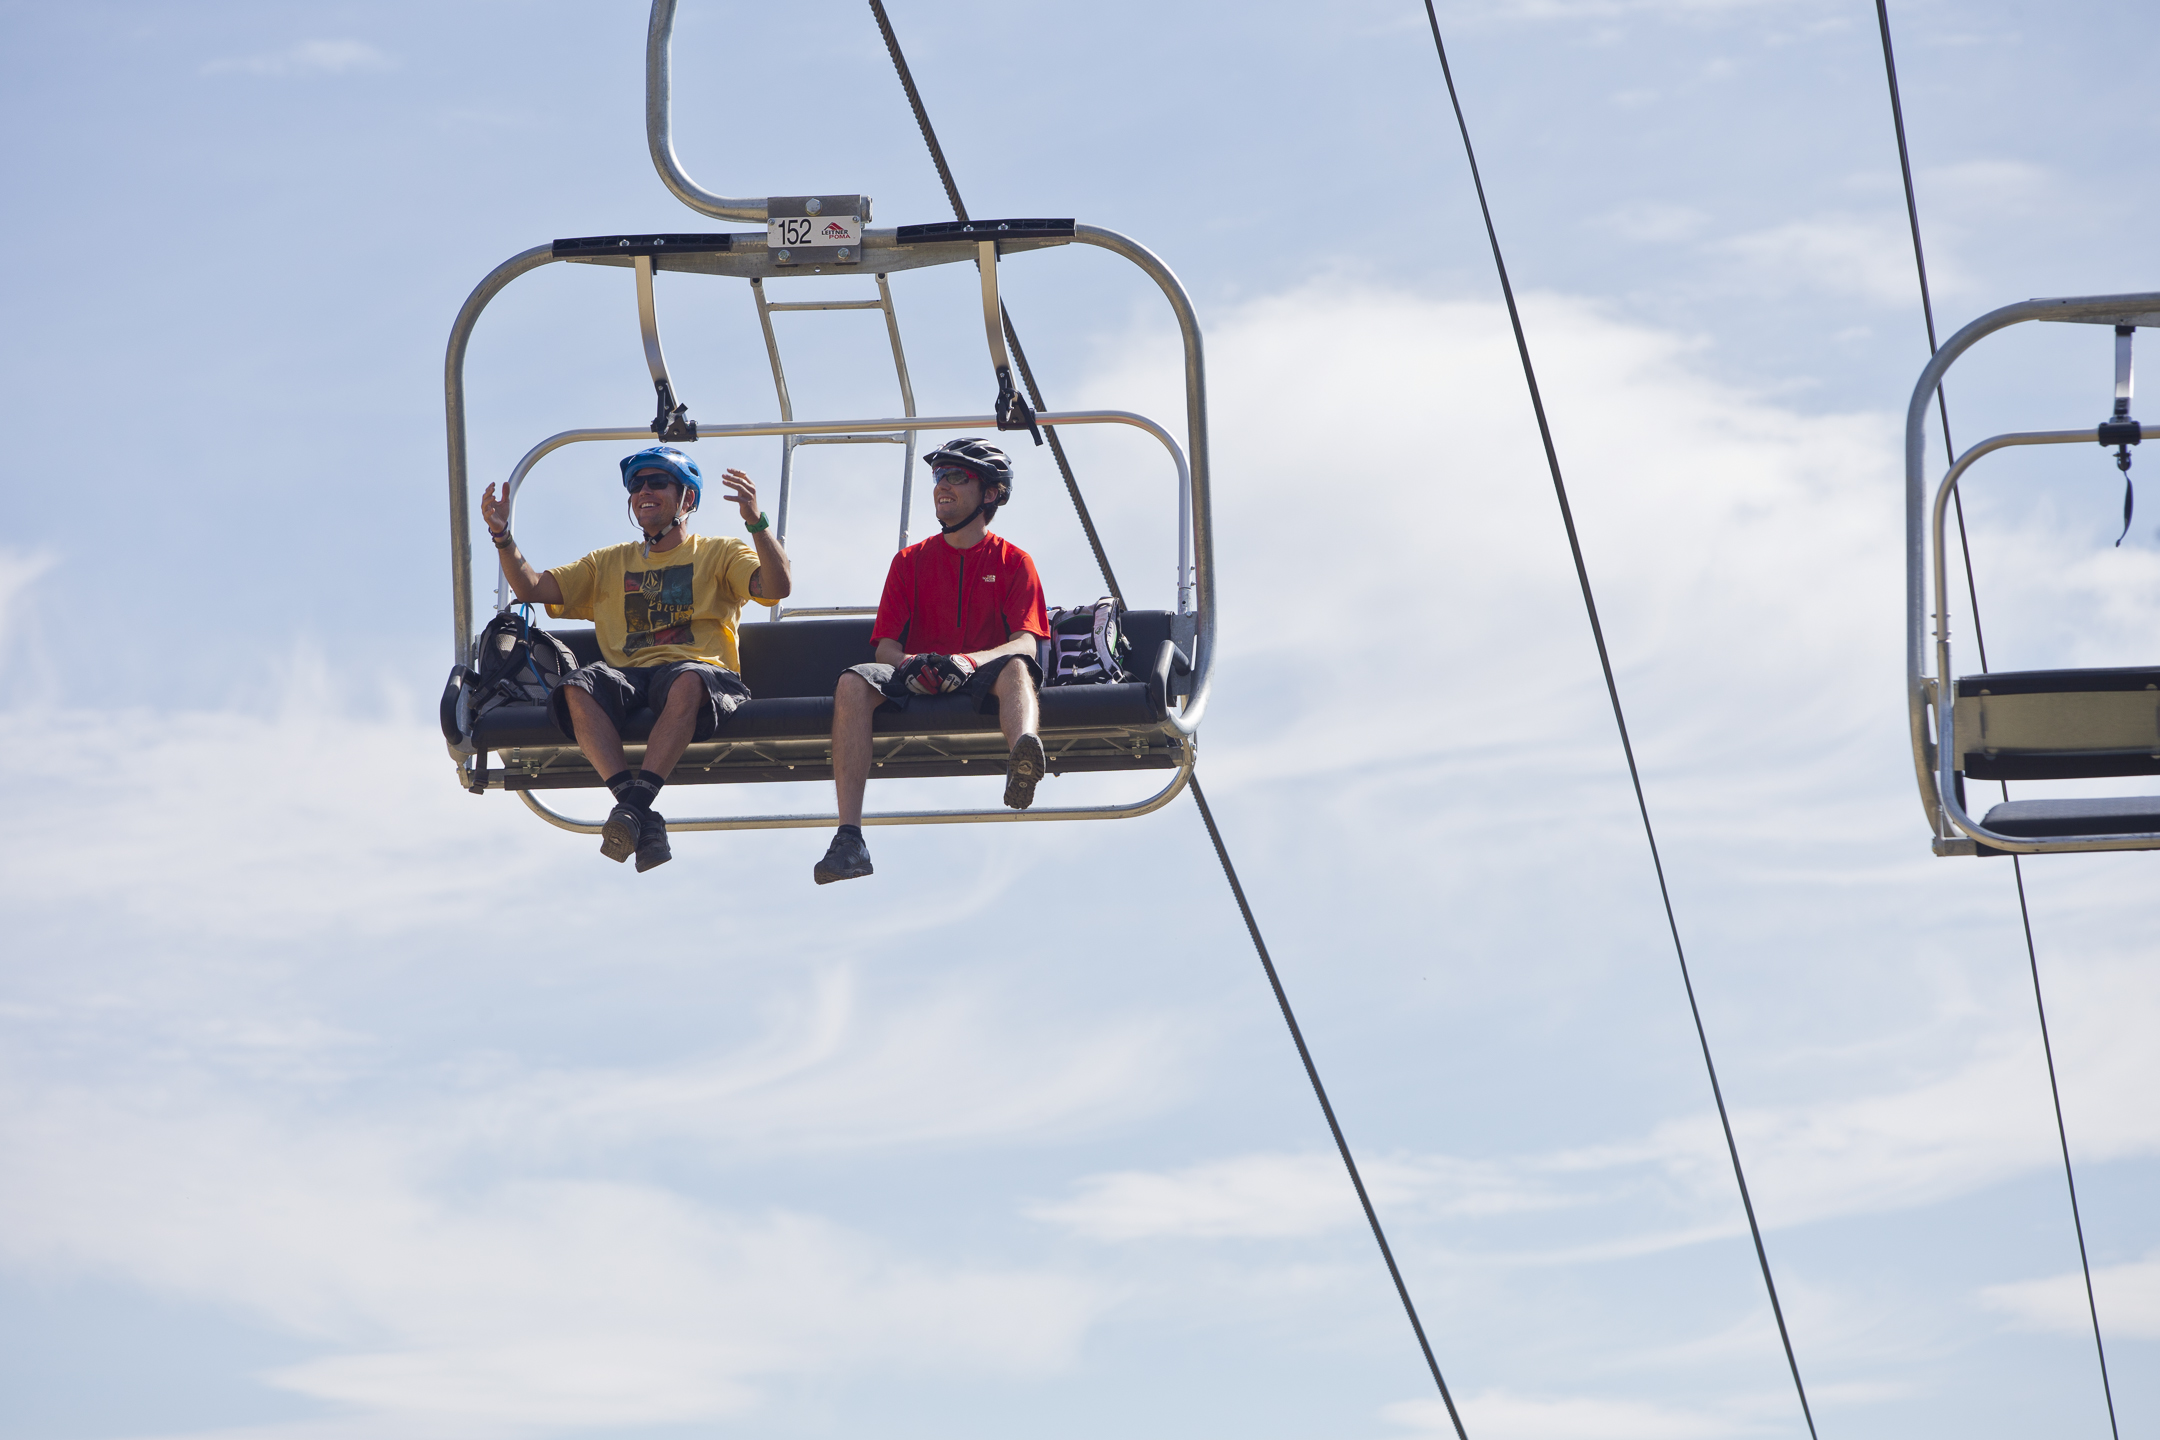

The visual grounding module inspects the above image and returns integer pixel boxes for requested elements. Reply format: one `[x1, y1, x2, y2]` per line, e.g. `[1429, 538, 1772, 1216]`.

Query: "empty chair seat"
[1980, 795, 2160, 839]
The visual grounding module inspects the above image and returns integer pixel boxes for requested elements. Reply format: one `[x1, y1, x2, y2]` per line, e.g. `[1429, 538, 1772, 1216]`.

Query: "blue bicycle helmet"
[619, 445, 703, 509]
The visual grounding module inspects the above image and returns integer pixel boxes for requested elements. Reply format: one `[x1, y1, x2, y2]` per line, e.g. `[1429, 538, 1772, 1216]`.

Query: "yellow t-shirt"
[545, 532, 774, 671]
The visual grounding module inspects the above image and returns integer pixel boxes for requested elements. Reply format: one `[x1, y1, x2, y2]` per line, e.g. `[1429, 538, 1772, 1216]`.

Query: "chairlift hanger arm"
[635, 255, 697, 442]
[645, 0, 766, 221]
[976, 241, 1041, 444]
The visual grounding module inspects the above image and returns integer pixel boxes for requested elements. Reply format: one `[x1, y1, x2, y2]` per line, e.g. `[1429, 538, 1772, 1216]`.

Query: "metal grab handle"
[646, 0, 766, 221]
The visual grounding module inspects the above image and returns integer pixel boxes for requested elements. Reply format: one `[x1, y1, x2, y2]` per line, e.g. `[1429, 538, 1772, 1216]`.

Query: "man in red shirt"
[815, 438, 1051, 884]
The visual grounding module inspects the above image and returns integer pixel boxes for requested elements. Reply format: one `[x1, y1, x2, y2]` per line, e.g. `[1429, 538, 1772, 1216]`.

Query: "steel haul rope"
[866, 0, 1124, 607]
[868, 5, 1463, 1426]
[1416, 4, 1820, 1434]
[1874, 8, 2121, 1434]
[1190, 776, 1471, 1440]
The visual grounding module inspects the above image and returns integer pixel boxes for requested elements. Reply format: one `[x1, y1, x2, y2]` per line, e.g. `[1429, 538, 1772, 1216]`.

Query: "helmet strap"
[633, 492, 692, 556]
[939, 499, 987, 536]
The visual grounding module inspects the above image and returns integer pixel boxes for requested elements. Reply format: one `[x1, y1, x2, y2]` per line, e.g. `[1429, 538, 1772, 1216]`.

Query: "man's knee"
[664, 672, 704, 711]
[835, 671, 881, 718]
[563, 684, 617, 737]
[995, 659, 1035, 694]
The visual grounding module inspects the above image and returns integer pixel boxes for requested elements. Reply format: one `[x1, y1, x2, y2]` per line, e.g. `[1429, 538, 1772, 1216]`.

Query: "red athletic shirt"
[871, 532, 1050, 656]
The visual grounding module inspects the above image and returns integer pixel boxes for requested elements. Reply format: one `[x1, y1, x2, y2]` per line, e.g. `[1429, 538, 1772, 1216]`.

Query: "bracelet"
[489, 528, 512, 549]
[745, 511, 771, 535]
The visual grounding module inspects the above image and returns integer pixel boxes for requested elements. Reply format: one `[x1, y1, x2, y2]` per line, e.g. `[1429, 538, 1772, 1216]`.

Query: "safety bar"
[1904, 290, 2160, 840]
[1923, 423, 2160, 854]
[517, 742, 1193, 832]
[446, 223, 1214, 735]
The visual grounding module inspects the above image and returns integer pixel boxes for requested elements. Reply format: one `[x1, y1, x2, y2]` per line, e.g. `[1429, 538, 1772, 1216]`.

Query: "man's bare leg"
[564, 687, 629, 777]
[831, 671, 883, 828]
[641, 674, 704, 781]
[816, 673, 884, 884]
[997, 662, 1045, 810]
[994, 660, 1040, 753]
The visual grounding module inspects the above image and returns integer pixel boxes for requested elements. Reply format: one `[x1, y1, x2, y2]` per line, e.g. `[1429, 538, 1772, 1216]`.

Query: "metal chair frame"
[1906, 289, 2160, 855]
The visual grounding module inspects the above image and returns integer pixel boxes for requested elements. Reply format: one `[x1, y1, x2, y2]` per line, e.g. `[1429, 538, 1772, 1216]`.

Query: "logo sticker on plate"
[768, 215, 862, 248]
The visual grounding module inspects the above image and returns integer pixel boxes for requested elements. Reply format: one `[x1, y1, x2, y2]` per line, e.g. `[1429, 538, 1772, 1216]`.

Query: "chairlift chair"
[439, 0, 1215, 835]
[1908, 290, 2160, 855]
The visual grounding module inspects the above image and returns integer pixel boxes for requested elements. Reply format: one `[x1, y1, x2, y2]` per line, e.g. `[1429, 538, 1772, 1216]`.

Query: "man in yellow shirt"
[480, 445, 792, 871]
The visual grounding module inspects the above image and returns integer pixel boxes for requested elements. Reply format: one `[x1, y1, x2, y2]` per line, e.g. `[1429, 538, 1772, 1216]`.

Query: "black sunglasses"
[931, 466, 979, 487]
[625, 473, 680, 493]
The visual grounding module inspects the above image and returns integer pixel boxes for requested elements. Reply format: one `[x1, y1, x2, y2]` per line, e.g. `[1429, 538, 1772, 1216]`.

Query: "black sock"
[605, 770, 634, 802]
[838, 823, 862, 836]
[623, 768, 666, 812]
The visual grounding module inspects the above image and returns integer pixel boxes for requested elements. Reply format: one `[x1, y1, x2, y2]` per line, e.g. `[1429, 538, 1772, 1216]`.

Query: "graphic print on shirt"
[623, 564, 694, 653]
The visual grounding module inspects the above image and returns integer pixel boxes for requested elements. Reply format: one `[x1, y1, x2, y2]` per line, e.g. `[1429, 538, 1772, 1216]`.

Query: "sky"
[1, 1, 2157, 1438]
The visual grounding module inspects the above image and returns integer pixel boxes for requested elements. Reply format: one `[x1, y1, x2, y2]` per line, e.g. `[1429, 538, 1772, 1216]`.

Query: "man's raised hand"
[719, 468, 759, 523]
[480, 482, 510, 535]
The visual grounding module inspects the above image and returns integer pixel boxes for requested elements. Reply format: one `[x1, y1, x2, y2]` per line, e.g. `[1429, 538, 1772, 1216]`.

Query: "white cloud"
[201, 40, 394, 77]
[0, 1071, 1113, 1431]
[1033, 975, 2160, 1250]
[1981, 1252, 2160, 1340]
[1713, 216, 1943, 306]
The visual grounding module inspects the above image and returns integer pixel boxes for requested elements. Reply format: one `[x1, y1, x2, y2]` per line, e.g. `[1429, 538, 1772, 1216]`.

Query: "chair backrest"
[543, 610, 1175, 700]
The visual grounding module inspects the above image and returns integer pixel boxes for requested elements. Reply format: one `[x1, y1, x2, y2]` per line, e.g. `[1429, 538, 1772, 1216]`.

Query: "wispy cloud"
[201, 40, 394, 77]
[1712, 216, 1946, 306]
[1981, 1252, 2160, 1340]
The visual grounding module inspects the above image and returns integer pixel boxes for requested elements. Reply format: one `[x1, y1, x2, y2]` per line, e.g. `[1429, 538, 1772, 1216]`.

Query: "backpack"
[1039, 597, 1130, 687]
[457, 605, 579, 739]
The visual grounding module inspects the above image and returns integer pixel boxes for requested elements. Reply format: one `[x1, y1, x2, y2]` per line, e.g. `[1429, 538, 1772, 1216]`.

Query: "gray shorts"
[552, 659, 751, 742]
[847, 653, 1040, 714]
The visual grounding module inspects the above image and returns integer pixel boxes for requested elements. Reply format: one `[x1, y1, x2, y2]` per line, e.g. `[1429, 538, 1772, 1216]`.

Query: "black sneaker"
[813, 828, 874, 885]
[635, 810, 672, 873]
[1004, 733, 1046, 810]
[599, 801, 642, 863]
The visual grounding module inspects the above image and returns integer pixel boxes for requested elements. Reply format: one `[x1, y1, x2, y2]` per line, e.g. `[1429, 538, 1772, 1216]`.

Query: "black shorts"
[551, 660, 751, 743]
[847, 653, 1041, 715]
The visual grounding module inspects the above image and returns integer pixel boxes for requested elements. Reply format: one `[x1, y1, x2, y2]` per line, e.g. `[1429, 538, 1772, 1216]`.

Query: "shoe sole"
[599, 810, 639, 863]
[1004, 734, 1046, 810]
[813, 859, 873, 885]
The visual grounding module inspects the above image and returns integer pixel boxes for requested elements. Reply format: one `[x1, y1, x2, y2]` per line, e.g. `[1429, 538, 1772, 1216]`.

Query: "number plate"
[767, 215, 862, 249]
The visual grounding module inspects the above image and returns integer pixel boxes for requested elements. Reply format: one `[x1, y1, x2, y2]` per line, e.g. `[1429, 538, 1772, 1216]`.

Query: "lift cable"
[866, 0, 1125, 607]
[1873, 10, 2121, 1435]
[868, 2, 1461, 1418]
[1190, 774, 1471, 1440]
[1416, 6, 1819, 1435]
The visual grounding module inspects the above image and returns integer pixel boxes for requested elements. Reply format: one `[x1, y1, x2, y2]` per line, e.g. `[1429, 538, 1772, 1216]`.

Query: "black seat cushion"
[1956, 665, 2160, 697]
[469, 611, 1174, 748]
[1981, 795, 2160, 838]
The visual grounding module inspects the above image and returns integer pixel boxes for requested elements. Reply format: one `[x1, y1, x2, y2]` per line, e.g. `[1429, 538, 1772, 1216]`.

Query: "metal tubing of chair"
[633, 255, 672, 387]
[1905, 291, 2160, 830]
[644, 0, 766, 222]
[1923, 419, 2160, 853]
[516, 749, 1193, 832]
[445, 243, 565, 663]
[1070, 225, 1212, 728]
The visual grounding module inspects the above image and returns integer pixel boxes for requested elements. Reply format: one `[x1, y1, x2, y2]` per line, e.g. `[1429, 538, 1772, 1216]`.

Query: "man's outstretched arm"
[720, 469, 793, 601]
[479, 482, 564, 605]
